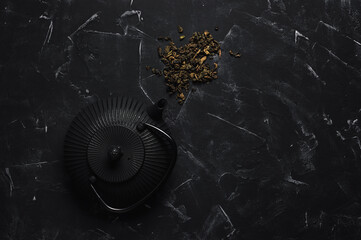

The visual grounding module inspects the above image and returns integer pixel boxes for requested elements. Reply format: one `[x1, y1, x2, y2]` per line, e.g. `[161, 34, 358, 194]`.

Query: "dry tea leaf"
[229, 50, 241, 58]
[158, 36, 172, 41]
[157, 47, 162, 57]
[178, 25, 184, 33]
[151, 67, 162, 76]
[179, 35, 185, 41]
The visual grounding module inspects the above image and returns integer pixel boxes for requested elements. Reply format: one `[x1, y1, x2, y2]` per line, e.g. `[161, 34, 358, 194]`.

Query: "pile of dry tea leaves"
[146, 26, 240, 104]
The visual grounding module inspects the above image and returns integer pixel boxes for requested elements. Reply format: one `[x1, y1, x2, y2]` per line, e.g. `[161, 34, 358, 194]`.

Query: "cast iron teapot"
[64, 97, 177, 213]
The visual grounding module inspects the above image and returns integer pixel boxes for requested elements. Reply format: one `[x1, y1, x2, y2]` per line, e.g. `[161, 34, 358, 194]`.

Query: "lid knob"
[146, 99, 167, 121]
[108, 145, 123, 167]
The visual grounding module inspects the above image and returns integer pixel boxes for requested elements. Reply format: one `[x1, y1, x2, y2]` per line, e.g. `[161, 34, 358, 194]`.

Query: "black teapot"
[64, 97, 177, 213]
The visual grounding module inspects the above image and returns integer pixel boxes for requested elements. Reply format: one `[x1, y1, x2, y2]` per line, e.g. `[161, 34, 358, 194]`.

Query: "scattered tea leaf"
[157, 47, 162, 57]
[178, 25, 184, 33]
[150, 67, 162, 76]
[229, 50, 241, 58]
[158, 36, 172, 41]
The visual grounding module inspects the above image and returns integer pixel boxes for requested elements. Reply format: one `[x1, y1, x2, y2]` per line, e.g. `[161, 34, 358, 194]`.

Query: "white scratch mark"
[11, 161, 50, 168]
[69, 11, 101, 39]
[55, 65, 64, 79]
[267, 0, 271, 9]
[33, 195, 36, 201]
[8, 119, 18, 125]
[295, 30, 309, 44]
[138, 40, 154, 104]
[341, 0, 351, 14]
[220, 25, 240, 45]
[352, 136, 361, 150]
[5, 168, 14, 197]
[180, 147, 209, 173]
[120, 10, 142, 21]
[39, 14, 51, 20]
[118, 10, 143, 36]
[175, 91, 193, 121]
[83, 30, 122, 36]
[139, 39, 142, 61]
[128, 26, 156, 42]
[164, 201, 191, 223]
[346, 36, 361, 46]
[336, 130, 346, 141]
[141, 74, 156, 81]
[173, 178, 193, 192]
[95, 229, 114, 239]
[285, 174, 308, 186]
[198, 0, 206, 7]
[40, 20, 53, 53]
[305, 63, 326, 85]
[217, 172, 232, 185]
[8, 119, 25, 128]
[52, 230, 60, 240]
[305, 64, 319, 78]
[317, 44, 349, 67]
[319, 211, 325, 228]
[317, 22, 361, 55]
[218, 205, 232, 225]
[318, 21, 338, 31]
[218, 205, 236, 237]
[207, 113, 265, 141]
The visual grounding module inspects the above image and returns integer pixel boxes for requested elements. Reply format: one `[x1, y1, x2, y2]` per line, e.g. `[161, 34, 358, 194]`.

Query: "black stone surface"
[1, 0, 361, 239]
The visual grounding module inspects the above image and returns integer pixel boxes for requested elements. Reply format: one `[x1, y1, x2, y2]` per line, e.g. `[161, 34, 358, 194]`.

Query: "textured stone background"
[1, 0, 361, 239]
